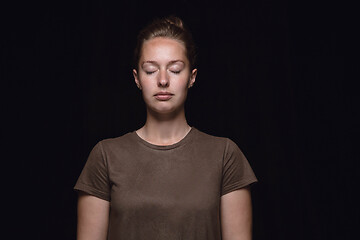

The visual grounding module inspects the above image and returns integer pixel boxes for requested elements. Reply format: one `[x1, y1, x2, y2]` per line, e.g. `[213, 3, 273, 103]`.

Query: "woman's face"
[133, 37, 197, 115]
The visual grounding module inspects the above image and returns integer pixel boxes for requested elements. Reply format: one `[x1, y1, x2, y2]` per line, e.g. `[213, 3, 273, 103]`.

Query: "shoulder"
[96, 131, 137, 153]
[192, 128, 241, 153]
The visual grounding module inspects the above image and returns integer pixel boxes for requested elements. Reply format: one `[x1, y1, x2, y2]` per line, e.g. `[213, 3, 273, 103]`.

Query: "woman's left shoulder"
[192, 128, 239, 150]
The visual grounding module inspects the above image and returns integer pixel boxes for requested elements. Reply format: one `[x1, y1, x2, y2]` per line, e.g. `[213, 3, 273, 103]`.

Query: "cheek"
[138, 75, 153, 89]
[179, 75, 191, 89]
[176, 71, 190, 83]
[174, 81, 190, 97]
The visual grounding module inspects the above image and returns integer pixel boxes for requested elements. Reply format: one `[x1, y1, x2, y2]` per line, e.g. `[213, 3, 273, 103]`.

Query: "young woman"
[74, 16, 257, 240]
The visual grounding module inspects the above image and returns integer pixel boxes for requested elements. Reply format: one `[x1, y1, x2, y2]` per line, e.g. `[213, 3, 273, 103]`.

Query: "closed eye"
[145, 71, 156, 75]
[171, 70, 181, 74]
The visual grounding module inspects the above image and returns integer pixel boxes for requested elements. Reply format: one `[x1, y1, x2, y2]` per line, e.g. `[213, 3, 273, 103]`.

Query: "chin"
[148, 104, 183, 116]
[153, 107, 177, 114]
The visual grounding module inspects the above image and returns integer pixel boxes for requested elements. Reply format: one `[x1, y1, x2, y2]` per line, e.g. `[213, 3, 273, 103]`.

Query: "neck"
[136, 107, 191, 146]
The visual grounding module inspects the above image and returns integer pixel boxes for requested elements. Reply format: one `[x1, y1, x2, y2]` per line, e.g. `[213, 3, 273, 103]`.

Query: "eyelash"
[145, 70, 181, 75]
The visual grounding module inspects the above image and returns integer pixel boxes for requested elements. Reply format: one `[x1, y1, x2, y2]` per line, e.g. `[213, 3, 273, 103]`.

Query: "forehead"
[140, 37, 187, 62]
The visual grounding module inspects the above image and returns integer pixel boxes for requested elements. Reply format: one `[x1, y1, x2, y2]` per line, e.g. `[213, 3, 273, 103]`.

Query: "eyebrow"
[142, 60, 185, 66]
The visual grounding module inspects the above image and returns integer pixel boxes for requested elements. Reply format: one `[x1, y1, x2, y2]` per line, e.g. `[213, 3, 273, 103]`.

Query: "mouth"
[154, 92, 174, 101]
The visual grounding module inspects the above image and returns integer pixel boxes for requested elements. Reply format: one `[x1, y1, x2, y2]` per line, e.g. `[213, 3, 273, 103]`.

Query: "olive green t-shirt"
[74, 127, 257, 240]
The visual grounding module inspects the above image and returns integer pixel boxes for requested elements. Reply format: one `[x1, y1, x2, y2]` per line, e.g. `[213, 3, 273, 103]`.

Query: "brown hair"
[133, 16, 197, 71]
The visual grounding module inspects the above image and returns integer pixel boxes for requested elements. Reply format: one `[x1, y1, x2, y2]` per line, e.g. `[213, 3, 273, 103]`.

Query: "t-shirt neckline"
[132, 127, 196, 150]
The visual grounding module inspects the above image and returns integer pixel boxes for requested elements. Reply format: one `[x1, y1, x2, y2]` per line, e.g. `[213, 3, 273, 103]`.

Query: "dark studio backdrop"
[3, 0, 358, 239]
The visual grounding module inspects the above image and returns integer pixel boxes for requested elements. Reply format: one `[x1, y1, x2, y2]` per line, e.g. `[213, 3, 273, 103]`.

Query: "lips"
[154, 92, 174, 101]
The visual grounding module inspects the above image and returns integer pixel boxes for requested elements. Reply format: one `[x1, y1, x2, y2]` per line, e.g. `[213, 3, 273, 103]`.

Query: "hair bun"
[163, 16, 184, 29]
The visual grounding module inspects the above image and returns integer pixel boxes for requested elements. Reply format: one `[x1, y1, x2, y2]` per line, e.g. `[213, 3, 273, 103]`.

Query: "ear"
[188, 68, 197, 88]
[133, 69, 142, 90]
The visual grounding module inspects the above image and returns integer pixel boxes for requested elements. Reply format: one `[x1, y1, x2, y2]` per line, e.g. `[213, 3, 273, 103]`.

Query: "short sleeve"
[221, 139, 258, 196]
[74, 141, 111, 201]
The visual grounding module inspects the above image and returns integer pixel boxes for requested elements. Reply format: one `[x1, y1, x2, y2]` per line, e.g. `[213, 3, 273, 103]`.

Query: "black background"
[3, 0, 358, 239]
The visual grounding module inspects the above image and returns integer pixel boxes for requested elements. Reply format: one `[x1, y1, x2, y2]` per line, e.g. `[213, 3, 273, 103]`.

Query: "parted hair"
[133, 16, 197, 71]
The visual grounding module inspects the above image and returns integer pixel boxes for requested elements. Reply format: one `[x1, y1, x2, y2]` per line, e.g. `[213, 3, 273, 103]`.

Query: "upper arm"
[220, 187, 253, 240]
[77, 192, 110, 240]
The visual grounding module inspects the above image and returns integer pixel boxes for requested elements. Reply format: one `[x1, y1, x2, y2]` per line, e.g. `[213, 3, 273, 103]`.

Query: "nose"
[158, 69, 169, 88]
